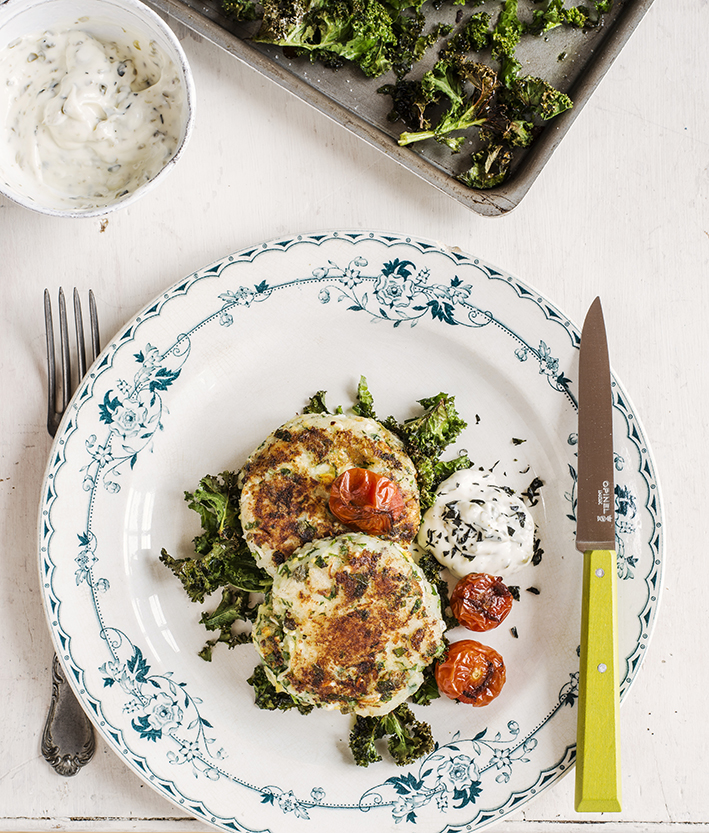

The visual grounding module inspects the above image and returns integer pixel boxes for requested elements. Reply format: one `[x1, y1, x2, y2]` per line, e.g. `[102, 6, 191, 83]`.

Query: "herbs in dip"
[0, 25, 186, 209]
[418, 469, 535, 579]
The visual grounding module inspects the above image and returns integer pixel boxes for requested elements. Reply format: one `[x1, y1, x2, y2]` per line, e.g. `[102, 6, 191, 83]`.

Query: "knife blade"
[574, 296, 621, 813]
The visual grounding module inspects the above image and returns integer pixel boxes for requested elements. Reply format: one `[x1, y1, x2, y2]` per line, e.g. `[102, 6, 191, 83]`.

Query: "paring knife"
[574, 296, 621, 813]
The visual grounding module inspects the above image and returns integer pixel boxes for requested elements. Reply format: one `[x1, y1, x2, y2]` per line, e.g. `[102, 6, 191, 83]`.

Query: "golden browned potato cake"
[252, 533, 445, 716]
[239, 412, 420, 575]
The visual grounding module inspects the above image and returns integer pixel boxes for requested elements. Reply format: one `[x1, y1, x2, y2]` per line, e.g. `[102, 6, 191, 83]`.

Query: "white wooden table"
[1, 0, 706, 830]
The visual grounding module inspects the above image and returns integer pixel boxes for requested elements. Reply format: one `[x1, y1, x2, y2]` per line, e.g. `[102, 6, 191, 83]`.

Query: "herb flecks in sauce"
[0, 26, 186, 209]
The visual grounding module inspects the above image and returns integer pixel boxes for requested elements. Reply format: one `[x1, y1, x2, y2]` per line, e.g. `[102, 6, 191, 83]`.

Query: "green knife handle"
[575, 549, 622, 813]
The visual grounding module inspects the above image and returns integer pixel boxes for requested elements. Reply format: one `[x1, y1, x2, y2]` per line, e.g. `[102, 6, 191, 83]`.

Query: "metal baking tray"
[147, 0, 654, 215]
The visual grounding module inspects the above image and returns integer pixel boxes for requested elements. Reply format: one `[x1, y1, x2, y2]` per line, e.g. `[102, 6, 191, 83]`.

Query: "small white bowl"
[0, 0, 195, 218]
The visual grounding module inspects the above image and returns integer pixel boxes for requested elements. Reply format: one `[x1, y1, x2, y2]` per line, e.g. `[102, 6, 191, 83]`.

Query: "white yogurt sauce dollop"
[417, 469, 535, 579]
[0, 25, 186, 209]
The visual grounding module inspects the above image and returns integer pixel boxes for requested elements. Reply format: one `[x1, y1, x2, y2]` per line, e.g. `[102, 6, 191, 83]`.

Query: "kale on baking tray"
[222, 0, 458, 78]
[393, 57, 498, 153]
[159, 471, 272, 660]
[381, 0, 577, 188]
[530, 0, 615, 35]
[221, 0, 613, 188]
[253, 0, 396, 78]
[223, 0, 451, 79]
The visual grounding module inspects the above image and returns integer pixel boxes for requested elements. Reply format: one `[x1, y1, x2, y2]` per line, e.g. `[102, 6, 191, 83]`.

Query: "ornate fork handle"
[41, 656, 97, 777]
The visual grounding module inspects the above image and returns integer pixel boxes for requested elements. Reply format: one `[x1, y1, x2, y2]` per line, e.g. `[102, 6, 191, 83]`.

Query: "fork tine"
[45, 289, 100, 438]
[58, 288, 71, 415]
[88, 289, 100, 362]
[74, 288, 87, 380]
[44, 289, 58, 437]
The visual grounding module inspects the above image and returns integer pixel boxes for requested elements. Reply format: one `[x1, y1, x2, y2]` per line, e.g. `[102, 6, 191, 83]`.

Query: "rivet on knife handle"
[575, 549, 621, 811]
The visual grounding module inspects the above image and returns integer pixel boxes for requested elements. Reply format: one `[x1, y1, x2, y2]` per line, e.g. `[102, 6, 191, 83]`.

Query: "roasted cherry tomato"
[435, 639, 506, 706]
[328, 467, 405, 535]
[450, 572, 514, 632]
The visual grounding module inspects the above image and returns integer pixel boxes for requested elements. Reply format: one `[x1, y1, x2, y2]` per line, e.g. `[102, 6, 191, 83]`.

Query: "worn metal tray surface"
[148, 0, 654, 215]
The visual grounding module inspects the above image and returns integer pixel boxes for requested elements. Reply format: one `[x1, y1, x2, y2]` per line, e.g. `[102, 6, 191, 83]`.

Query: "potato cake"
[252, 533, 445, 716]
[239, 412, 420, 576]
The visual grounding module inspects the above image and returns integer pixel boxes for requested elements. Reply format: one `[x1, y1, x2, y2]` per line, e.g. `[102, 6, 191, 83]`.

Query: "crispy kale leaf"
[160, 472, 271, 602]
[457, 141, 513, 188]
[221, 0, 259, 20]
[490, 0, 523, 86]
[253, 0, 398, 78]
[352, 374, 377, 419]
[530, 0, 614, 34]
[383, 392, 470, 510]
[397, 58, 498, 152]
[531, 0, 578, 34]
[349, 703, 435, 766]
[303, 389, 332, 414]
[248, 663, 314, 714]
[416, 548, 457, 629]
[491, 0, 523, 57]
[503, 75, 573, 120]
[388, 392, 467, 462]
[197, 587, 258, 661]
[160, 472, 272, 659]
[389, 14, 452, 79]
[441, 11, 491, 55]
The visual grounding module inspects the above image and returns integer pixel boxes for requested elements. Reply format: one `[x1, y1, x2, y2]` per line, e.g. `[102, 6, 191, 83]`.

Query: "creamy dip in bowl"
[0, 0, 195, 217]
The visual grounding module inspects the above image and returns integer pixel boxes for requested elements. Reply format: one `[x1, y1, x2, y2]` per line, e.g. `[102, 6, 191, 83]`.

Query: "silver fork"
[41, 288, 99, 776]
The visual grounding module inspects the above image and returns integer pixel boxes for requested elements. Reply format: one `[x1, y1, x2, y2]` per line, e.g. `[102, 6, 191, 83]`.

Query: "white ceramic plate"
[39, 231, 664, 833]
